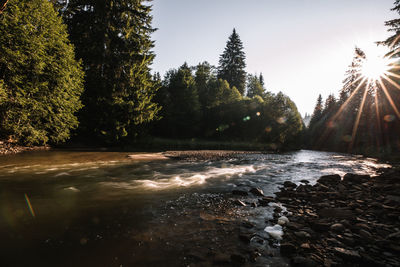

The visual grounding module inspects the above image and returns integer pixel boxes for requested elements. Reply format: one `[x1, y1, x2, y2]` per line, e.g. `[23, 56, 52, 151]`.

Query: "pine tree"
[341, 47, 365, 99]
[382, 0, 400, 57]
[63, 0, 160, 143]
[247, 74, 265, 98]
[194, 61, 216, 109]
[309, 94, 323, 128]
[218, 29, 247, 95]
[0, 0, 84, 145]
[259, 73, 265, 87]
[156, 63, 201, 137]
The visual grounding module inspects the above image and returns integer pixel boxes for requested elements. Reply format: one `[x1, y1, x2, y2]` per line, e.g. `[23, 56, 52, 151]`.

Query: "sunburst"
[316, 45, 400, 153]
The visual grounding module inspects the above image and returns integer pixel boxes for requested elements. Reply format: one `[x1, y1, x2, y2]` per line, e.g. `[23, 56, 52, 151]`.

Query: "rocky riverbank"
[272, 168, 400, 266]
[0, 140, 49, 155]
[228, 167, 400, 266]
[163, 150, 260, 161]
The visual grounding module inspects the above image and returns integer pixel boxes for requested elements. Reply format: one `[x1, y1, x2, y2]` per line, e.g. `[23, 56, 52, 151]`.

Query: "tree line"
[0, 0, 303, 150]
[306, 1, 400, 155]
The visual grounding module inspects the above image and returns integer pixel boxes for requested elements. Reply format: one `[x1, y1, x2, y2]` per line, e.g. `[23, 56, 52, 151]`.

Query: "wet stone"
[235, 200, 246, 207]
[292, 256, 318, 267]
[317, 174, 341, 186]
[250, 187, 264, 197]
[333, 247, 361, 261]
[283, 181, 297, 188]
[232, 190, 248, 196]
[280, 242, 297, 255]
[330, 223, 345, 233]
[258, 198, 270, 207]
[294, 231, 311, 239]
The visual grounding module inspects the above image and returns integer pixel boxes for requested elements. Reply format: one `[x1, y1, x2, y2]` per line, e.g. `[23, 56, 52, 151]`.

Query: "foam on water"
[264, 224, 284, 240]
[100, 165, 256, 191]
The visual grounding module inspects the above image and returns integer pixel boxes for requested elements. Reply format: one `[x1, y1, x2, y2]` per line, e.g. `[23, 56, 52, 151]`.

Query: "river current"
[0, 150, 390, 266]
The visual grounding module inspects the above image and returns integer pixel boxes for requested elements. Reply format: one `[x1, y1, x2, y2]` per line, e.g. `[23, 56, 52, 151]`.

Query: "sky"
[150, 0, 398, 116]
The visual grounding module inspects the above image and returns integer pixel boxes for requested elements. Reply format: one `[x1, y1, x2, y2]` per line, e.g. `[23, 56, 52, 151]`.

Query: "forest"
[0, 0, 399, 155]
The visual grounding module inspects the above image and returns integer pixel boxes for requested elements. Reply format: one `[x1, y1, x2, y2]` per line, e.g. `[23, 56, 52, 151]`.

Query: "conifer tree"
[63, 0, 160, 143]
[156, 63, 201, 137]
[0, 0, 84, 145]
[218, 29, 247, 95]
[382, 0, 400, 56]
[309, 95, 323, 129]
[247, 74, 265, 98]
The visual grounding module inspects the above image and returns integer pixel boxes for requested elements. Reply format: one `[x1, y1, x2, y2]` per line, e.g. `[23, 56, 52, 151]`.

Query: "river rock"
[278, 216, 289, 225]
[250, 187, 264, 196]
[294, 231, 311, 239]
[280, 242, 297, 255]
[317, 174, 341, 185]
[333, 247, 361, 261]
[292, 256, 318, 267]
[284, 181, 297, 188]
[330, 223, 345, 233]
[232, 189, 248, 196]
[343, 173, 370, 183]
[258, 198, 270, 206]
[235, 199, 246, 206]
[318, 208, 353, 219]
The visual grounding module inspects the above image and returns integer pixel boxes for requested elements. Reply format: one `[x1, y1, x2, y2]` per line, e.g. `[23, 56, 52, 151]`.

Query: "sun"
[359, 47, 394, 82]
[360, 55, 391, 81]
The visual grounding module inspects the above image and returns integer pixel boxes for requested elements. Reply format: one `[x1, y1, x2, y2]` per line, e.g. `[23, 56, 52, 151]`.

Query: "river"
[0, 150, 390, 266]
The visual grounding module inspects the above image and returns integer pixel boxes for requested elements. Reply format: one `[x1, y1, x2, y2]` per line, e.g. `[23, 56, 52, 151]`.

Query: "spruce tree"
[156, 63, 201, 138]
[309, 94, 323, 129]
[382, 0, 400, 56]
[63, 0, 160, 143]
[0, 0, 84, 145]
[247, 74, 265, 98]
[218, 29, 247, 95]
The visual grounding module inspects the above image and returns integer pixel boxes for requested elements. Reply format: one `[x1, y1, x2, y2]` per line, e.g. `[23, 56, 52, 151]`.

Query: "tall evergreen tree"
[259, 73, 265, 87]
[381, 0, 400, 57]
[309, 94, 323, 128]
[63, 0, 160, 143]
[218, 29, 247, 95]
[0, 0, 84, 145]
[156, 63, 201, 137]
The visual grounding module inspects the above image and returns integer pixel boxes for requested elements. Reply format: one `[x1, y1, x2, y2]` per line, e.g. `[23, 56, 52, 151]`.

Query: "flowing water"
[0, 150, 390, 266]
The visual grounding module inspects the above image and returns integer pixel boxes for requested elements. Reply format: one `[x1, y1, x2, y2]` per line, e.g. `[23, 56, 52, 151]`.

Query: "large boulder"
[317, 174, 341, 186]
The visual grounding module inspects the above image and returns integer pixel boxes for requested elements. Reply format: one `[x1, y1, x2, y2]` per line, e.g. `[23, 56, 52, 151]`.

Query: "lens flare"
[24, 194, 36, 217]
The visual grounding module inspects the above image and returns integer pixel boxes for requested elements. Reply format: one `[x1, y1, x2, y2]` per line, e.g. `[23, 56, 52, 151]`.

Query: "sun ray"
[314, 77, 367, 149]
[384, 70, 400, 80]
[382, 74, 400, 90]
[331, 77, 367, 122]
[349, 81, 370, 152]
[378, 79, 400, 119]
[374, 82, 382, 152]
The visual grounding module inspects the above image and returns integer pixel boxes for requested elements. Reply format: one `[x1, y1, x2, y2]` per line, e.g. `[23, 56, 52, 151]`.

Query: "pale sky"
[150, 0, 397, 116]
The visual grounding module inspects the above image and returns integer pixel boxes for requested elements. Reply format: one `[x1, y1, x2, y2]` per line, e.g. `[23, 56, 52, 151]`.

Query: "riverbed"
[0, 150, 390, 266]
